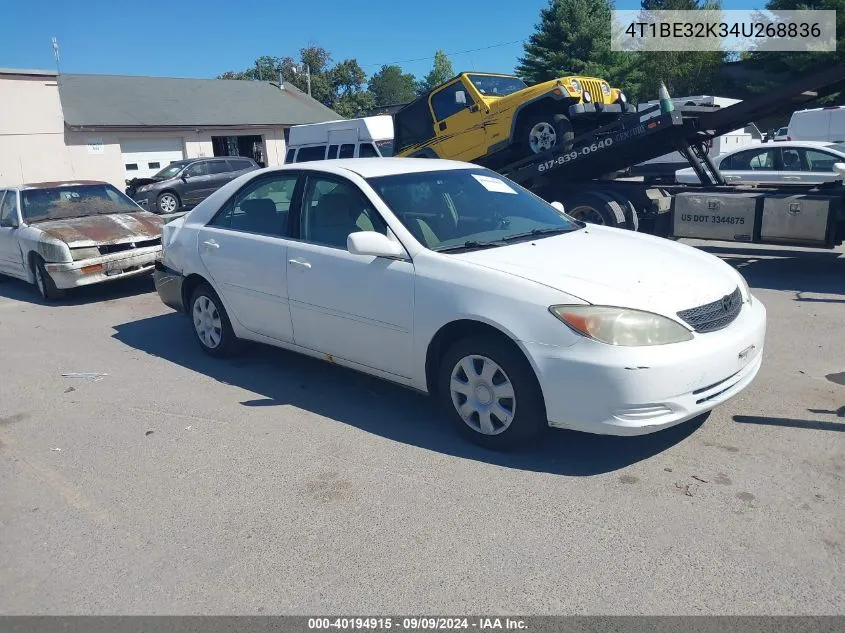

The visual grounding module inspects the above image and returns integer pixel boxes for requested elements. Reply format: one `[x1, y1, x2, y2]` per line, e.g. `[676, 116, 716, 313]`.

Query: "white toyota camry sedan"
[154, 158, 766, 449]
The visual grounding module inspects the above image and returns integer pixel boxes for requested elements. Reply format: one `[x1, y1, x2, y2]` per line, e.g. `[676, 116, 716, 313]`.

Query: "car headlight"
[550, 305, 694, 346]
[601, 81, 611, 96]
[70, 247, 101, 261]
[737, 273, 753, 306]
[39, 240, 70, 263]
[582, 90, 592, 103]
[569, 79, 582, 92]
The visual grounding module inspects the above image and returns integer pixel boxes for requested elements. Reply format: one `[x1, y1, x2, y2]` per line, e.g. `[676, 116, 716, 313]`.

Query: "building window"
[125, 163, 138, 171]
[148, 162, 161, 169]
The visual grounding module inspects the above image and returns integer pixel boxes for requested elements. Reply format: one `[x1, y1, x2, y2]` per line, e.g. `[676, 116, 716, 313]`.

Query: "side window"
[730, 149, 774, 171]
[338, 144, 355, 159]
[295, 145, 327, 163]
[185, 161, 210, 177]
[719, 155, 733, 170]
[431, 82, 472, 121]
[208, 161, 230, 175]
[209, 174, 297, 237]
[359, 143, 379, 158]
[226, 159, 254, 172]
[300, 176, 387, 249]
[0, 191, 18, 225]
[800, 149, 840, 172]
[327, 144, 339, 159]
[285, 149, 295, 163]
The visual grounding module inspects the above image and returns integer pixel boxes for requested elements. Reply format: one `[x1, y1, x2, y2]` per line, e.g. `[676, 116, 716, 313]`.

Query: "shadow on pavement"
[696, 244, 845, 297]
[734, 414, 845, 433]
[0, 274, 155, 306]
[112, 312, 706, 477]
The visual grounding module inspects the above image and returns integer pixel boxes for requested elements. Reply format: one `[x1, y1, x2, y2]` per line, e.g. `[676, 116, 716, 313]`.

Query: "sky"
[1, 0, 763, 81]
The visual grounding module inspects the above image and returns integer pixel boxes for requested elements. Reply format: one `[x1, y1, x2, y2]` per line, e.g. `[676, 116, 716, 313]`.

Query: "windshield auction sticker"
[611, 10, 836, 52]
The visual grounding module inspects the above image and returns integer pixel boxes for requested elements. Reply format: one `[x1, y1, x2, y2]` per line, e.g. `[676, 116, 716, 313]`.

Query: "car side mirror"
[833, 163, 845, 179]
[181, 172, 189, 181]
[0, 216, 19, 229]
[550, 201, 565, 213]
[347, 231, 406, 259]
[455, 90, 467, 106]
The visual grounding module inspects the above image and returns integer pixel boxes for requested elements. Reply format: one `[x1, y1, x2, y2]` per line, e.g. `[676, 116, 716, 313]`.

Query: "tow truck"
[485, 63, 845, 249]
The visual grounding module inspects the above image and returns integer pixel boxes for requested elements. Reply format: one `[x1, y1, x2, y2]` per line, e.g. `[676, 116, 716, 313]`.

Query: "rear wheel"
[602, 191, 640, 232]
[189, 283, 239, 357]
[437, 335, 547, 451]
[563, 191, 627, 229]
[522, 114, 574, 156]
[32, 256, 63, 301]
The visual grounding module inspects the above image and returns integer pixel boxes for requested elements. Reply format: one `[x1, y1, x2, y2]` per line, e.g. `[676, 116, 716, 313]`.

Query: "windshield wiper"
[435, 240, 506, 253]
[498, 227, 577, 243]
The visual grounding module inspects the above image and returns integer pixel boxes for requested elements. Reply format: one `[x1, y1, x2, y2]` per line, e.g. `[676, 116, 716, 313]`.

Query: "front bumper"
[45, 246, 161, 289]
[569, 102, 637, 117]
[153, 260, 185, 312]
[525, 298, 767, 436]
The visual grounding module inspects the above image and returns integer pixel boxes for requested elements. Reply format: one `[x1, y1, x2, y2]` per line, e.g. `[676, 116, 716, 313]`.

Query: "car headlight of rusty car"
[550, 305, 694, 346]
[70, 247, 101, 261]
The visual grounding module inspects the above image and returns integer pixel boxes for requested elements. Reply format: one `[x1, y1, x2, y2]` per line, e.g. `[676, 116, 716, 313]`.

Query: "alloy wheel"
[529, 122, 557, 153]
[159, 194, 178, 213]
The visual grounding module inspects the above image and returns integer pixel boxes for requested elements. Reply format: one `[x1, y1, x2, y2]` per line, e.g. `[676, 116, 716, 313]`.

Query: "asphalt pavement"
[0, 240, 843, 614]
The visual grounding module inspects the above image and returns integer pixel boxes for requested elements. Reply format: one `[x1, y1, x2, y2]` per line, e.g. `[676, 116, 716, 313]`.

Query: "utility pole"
[305, 64, 311, 97]
[51, 37, 61, 75]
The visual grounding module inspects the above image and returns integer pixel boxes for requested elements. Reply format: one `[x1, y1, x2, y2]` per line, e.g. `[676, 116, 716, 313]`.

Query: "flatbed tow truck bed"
[489, 63, 845, 249]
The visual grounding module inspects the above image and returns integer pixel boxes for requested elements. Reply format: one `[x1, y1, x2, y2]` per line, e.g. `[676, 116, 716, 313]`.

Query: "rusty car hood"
[35, 213, 164, 247]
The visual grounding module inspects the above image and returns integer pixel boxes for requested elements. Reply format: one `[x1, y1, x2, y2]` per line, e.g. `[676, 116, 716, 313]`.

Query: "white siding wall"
[0, 73, 290, 188]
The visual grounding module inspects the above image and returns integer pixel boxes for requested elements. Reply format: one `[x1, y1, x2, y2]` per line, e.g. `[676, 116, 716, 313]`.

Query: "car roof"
[719, 140, 841, 157]
[277, 157, 481, 179]
[16, 180, 109, 190]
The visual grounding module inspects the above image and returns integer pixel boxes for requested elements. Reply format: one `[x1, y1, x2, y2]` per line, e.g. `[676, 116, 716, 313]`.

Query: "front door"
[0, 191, 25, 278]
[181, 160, 214, 205]
[429, 79, 486, 161]
[286, 173, 415, 378]
[197, 172, 299, 342]
[720, 147, 779, 184]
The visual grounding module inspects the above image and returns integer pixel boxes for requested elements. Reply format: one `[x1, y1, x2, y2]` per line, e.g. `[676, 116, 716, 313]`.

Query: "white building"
[0, 68, 340, 188]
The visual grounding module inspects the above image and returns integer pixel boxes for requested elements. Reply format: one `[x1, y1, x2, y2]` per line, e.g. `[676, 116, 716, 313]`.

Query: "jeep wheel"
[522, 114, 574, 156]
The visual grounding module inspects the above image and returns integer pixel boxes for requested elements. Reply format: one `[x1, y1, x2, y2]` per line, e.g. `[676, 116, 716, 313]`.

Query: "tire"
[157, 192, 181, 214]
[602, 191, 640, 232]
[437, 335, 547, 451]
[189, 283, 239, 357]
[32, 256, 63, 301]
[521, 114, 574, 156]
[563, 191, 627, 228]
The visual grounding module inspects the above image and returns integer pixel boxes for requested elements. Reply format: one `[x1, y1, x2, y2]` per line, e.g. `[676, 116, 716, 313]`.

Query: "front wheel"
[522, 114, 574, 156]
[33, 257, 63, 301]
[437, 336, 547, 451]
[157, 192, 180, 214]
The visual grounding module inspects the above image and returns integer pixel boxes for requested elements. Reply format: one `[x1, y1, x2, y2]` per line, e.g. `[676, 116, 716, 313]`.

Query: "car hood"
[452, 225, 740, 317]
[34, 212, 164, 247]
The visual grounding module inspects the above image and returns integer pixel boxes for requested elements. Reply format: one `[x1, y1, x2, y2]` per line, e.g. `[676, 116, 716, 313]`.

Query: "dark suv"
[126, 157, 259, 214]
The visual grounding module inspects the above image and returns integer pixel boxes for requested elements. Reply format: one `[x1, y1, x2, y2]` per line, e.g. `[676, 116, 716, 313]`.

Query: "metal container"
[672, 192, 761, 241]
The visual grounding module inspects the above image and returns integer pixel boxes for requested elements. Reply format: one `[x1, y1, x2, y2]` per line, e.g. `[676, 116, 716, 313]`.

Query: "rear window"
[208, 161, 230, 174]
[285, 149, 295, 164]
[375, 139, 394, 157]
[295, 145, 327, 163]
[359, 143, 379, 158]
[339, 144, 355, 159]
[227, 159, 254, 171]
[327, 144, 339, 159]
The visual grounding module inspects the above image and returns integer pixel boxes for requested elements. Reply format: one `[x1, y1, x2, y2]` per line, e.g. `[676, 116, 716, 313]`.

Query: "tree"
[416, 50, 455, 95]
[368, 65, 417, 106]
[333, 91, 376, 118]
[634, 0, 726, 100]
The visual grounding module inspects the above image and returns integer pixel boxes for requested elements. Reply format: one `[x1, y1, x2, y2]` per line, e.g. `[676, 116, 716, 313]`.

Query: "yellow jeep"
[394, 72, 631, 164]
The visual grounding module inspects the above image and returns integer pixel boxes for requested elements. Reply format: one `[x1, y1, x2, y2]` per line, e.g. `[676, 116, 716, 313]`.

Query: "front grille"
[581, 79, 609, 104]
[677, 286, 742, 333]
[98, 237, 161, 255]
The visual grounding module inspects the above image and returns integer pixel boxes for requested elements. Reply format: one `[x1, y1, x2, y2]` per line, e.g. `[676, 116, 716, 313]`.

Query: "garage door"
[120, 138, 184, 180]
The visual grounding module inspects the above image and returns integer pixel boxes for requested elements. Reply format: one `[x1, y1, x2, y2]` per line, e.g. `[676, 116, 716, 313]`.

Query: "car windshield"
[367, 168, 581, 252]
[375, 139, 395, 157]
[151, 163, 186, 180]
[466, 74, 528, 97]
[21, 184, 141, 223]
[827, 143, 845, 155]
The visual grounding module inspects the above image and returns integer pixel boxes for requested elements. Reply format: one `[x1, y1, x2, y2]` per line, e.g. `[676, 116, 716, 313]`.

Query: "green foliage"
[368, 65, 418, 106]
[416, 50, 455, 95]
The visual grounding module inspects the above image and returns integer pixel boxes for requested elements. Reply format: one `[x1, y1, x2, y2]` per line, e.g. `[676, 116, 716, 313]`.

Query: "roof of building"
[0, 68, 57, 77]
[57, 73, 341, 128]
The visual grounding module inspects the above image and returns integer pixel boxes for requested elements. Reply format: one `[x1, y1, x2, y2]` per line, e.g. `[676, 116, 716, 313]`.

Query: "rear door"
[0, 190, 25, 278]
[196, 171, 300, 342]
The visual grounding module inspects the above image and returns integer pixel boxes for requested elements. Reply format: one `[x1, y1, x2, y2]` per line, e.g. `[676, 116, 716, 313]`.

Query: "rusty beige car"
[0, 181, 164, 300]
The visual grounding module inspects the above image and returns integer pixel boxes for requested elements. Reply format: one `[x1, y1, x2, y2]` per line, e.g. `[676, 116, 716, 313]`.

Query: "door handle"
[202, 239, 219, 250]
[288, 258, 311, 269]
